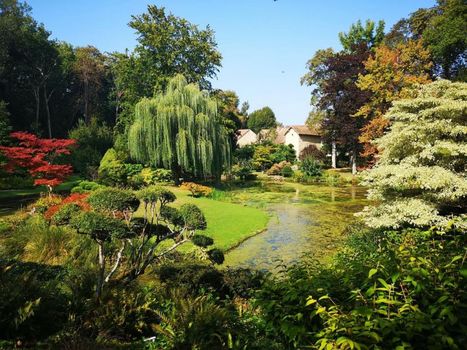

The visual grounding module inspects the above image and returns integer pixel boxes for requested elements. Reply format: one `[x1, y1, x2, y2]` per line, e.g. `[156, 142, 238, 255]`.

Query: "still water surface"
[223, 182, 369, 271]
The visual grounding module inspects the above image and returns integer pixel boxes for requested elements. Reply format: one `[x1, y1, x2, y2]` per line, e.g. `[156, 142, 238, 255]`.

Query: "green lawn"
[136, 186, 270, 252]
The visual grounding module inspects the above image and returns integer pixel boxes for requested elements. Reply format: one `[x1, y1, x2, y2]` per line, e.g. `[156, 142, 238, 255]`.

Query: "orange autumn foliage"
[356, 40, 433, 165]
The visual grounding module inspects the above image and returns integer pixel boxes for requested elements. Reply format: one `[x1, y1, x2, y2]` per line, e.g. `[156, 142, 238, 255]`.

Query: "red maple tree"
[0, 132, 76, 193]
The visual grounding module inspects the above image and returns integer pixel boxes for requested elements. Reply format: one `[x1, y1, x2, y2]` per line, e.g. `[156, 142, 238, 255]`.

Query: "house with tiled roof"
[236, 125, 322, 158]
[284, 125, 322, 159]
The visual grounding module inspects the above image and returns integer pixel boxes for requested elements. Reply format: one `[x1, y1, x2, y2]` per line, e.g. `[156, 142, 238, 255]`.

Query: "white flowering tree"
[359, 80, 467, 229]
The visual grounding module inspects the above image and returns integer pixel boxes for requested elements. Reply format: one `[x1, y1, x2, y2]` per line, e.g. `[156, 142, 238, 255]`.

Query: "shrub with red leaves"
[44, 192, 90, 220]
[0, 132, 76, 192]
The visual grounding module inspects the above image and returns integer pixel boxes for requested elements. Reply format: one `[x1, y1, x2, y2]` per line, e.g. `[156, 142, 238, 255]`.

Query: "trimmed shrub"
[180, 204, 207, 230]
[192, 234, 214, 248]
[180, 182, 213, 197]
[71, 180, 105, 194]
[208, 248, 225, 264]
[87, 188, 139, 213]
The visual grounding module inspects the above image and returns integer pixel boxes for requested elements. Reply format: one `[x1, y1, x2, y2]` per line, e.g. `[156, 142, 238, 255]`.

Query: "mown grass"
[135, 186, 270, 252]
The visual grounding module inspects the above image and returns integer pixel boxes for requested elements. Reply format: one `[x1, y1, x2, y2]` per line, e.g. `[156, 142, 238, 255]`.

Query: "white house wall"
[285, 131, 322, 159]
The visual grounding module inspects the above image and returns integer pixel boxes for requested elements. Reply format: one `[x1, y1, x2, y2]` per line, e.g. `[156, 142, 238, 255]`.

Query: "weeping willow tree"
[128, 75, 231, 181]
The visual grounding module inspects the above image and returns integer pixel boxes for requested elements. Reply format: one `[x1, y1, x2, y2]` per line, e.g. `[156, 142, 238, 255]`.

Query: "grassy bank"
[136, 186, 270, 252]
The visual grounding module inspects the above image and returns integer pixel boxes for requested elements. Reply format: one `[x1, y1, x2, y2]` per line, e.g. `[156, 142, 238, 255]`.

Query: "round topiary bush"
[208, 248, 224, 264]
[191, 234, 214, 248]
[88, 188, 140, 213]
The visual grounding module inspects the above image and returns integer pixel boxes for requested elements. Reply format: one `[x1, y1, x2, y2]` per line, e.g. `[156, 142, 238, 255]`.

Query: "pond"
[0, 194, 37, 217]
[222, 181, 369, 271]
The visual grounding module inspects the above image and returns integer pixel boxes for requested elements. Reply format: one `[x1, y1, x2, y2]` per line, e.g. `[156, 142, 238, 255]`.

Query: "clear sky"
[28, 0, 435, 125]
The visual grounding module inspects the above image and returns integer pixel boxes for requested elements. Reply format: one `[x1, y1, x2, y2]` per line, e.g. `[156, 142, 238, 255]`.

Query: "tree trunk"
[351, 148, 357, 175]
[172, 164, 183, 185]
[43, 88, 52, 138]
[84, 80, 90, 123]
[331, 141, 337, 169]
[96, 242, 105, 300]
[33, 87, 40, 133]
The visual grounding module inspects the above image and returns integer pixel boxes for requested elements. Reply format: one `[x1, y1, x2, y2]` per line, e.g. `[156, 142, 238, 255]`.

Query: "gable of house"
[236, 129, 257, 147]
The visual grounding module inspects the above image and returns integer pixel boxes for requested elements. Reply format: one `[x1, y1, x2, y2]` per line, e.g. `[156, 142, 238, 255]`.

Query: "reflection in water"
[223, 183, 368, 272]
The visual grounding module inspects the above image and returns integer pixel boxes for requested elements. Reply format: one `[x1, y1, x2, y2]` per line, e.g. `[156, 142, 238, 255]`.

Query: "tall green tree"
[387, 0, 467, 80]
[247, 106, 277, 133]
[0, 0, 56, 134]
[338, 19, 385, 52]
[129, 5, 222, 93]
[211, 89, 243, 134]
[112, 5, 223, 142]
[423, 0, 467, 80]
[74, 46, 107, 124]
[128, 75, 230, 181]
[0, 100, 11, 145]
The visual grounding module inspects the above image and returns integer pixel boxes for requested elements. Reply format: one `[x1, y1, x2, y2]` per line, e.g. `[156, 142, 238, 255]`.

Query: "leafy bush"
[153, 291, 235, 349]
[153, 168, 173, 183]
[71, 180, 105, 193]
[79, 285, 162, 342]
[231, 162, 256, 181]
[234, 145, 255, 162]
[281, 165, 294, 177]
[130, 167, 174, 188]
[0, 261, 70, 342]
[31, 195, 62, 214]
[207, 248, 224, 264]
[97, 148, 127, 186]
[44, 193, 90, 220]
[251, 143, 296, 171]
[51, 203, 82, 225]
[87, 188, 140, 214]
[180, 182, 213, 197]
[157, 263, 225, 294]
[191, 234, 214, 248]
[300, 157, 322, 177]
[266, 161, 292, 176]
[179, 203, 207, 231]
[255, 224, 467, 349]
[270, 144, 296, 164]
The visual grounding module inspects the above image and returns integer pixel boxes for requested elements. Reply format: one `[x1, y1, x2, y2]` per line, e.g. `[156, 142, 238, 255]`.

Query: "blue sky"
[28, 0, 435, 125]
